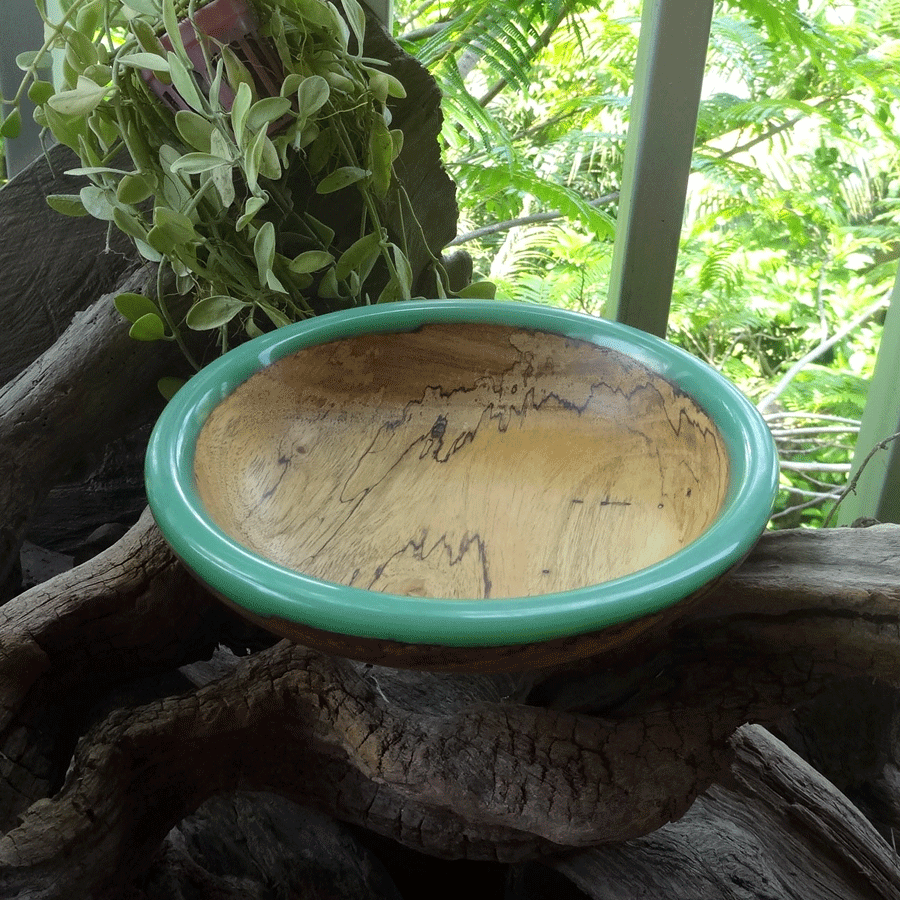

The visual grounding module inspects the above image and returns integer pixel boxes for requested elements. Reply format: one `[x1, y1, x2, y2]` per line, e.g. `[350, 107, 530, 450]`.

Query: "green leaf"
[258, 303, 291, 328]
[148, 207, 197, 253]
[131, 17, 167, 57]
[186, 295, 247, 329]
[0, 109, 21, 139]
[116, 173, 153, 204]
[46, 194, 88, 217]
[210, 130, 235, 208]
[318, 266, 343, 299]
[15, 50, 51, 71]
[236, 194, 267, 230]
[231, 82, 253, 149]
[117, 52, 171, 73]
[340, 0, 367, 55]
[289, 250, 334, 274]
[27, 81, 55, 106]
[306, 215, 335, 246]
[296, 76, 330, 119]
[115, 292, 161, 323]
[66, 166, 135, 177]
[129, 312, 167, 341]
[220, 44, 256, 99]
[170, 152, 231, 175]
[391, 243, 413, 299]
[293, 0, 333, 28]
[134, 238, 162, 262]
[79, 185, 116, 220]
[175, 110, 214, 152]
[369, 116, 393, 197]
[125, 0, 160, 16]
[383, 72, 406, 99]
[244, 127, 266, 193]
[457, 281, 497, 299]
[157, 376, 185, 400]
[376, 273, 404, 304]
[244, 313, 263, 339]
[65, 31, 99, 72]
[47, 76, 109, 116]
[280, 73, 304, 97]
[162, 0, 188, 61]
[167, 52, 205, 113]
[390, 128, 403, 161]
[316, 166, 370, 195]
[76, 1, 103, 39]
[258, 135, 281, 180]
[253, 221, 277, 288]
[113, 206, 149, 241]
[246, 96, 292, 133]
[335, 231, 383, 281]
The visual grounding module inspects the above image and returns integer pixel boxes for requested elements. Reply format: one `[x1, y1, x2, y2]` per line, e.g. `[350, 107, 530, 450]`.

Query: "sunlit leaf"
[129, 312, 167, 341]
[47, 76, 109, 116]
[115, 292, 161, 324]
[170, 152, 231, 175]
[186, 295, 248, 329]
[116, 52, 171, 73]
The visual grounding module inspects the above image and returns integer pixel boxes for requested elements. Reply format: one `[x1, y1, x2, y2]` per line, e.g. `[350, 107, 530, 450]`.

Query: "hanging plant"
[4, 0, 482, 378]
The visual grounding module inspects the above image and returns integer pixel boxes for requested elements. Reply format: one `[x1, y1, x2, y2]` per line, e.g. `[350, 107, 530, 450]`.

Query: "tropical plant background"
[392, 0, 900, 528]
[3, 0, 899, 527]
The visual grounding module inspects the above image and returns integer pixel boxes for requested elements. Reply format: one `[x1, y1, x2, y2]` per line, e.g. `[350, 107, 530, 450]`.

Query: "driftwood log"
[3, 29, 900, 900]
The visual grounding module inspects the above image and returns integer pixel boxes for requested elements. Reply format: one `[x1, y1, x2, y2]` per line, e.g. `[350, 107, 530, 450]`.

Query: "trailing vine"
[4, 0, 481, 387]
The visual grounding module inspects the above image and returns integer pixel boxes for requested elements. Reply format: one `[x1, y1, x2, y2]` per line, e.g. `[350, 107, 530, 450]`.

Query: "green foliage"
[6, 0, 442, 370]
[397, 0, 900, 527]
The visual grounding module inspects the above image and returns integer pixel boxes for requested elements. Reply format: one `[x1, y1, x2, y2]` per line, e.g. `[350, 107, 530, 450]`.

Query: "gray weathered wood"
[553, 724, 900, 900]
[0, 144, 136, 386]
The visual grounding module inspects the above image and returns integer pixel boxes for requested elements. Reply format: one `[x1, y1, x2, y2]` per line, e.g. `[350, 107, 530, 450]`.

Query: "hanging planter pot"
[140, 0, 284, 115]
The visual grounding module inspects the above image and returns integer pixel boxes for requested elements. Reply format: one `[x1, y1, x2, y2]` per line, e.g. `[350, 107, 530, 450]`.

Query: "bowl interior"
[194, 322, 730, 600]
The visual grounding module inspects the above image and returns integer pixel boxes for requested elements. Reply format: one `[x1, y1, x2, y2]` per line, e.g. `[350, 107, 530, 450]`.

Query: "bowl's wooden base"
[211, 582, 718, 673]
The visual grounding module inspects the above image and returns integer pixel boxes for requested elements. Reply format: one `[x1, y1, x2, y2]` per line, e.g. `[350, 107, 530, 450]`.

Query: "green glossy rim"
[145, 300, 778, 647]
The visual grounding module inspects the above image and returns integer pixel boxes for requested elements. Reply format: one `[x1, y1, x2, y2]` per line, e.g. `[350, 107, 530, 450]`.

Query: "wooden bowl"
[146, 301, 778, 671]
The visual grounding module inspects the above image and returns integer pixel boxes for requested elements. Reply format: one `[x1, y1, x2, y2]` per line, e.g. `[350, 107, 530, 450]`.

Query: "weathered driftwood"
[1, 513, 899, 897]
[554, 723, 900, 900]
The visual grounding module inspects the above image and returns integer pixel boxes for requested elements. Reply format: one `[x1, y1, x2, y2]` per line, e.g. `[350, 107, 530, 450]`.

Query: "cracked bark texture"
[1, 518, 899, 897]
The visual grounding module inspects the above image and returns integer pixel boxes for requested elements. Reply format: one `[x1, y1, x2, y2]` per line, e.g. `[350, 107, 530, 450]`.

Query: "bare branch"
[448, 192, 619, 246]
[757, 294, 888, 414]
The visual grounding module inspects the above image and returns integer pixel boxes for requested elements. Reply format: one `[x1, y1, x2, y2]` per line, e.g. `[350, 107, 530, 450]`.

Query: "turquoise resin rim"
[145, 300, 779, 647]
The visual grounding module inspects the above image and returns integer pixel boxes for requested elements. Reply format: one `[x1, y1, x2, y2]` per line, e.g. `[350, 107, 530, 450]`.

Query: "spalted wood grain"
[196, 323, 728, 599]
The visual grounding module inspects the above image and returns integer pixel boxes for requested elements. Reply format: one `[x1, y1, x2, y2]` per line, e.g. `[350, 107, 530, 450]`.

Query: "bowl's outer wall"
[145, 300, 779, 648]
